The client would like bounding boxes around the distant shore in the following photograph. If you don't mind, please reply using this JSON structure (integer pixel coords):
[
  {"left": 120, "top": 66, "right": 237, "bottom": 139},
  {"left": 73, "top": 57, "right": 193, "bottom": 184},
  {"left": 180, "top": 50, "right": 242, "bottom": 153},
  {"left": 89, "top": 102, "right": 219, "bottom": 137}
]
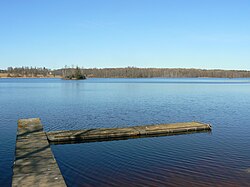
[
  {"left": 1, "top": 75, "right": 250, "bottom": 79},
  {"left": 0, "top": 73, "right": 61, "bottom": 79},
  {"left": 2, "top": 67, "right": 250, "bottom": 79}
]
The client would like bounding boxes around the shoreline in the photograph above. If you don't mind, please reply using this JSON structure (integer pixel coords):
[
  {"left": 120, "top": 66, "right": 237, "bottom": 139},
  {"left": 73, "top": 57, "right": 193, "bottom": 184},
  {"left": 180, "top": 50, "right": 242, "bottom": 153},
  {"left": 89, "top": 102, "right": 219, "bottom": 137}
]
[
  {"left": 1, "top": 76, "right": 249, "bottom": 79},
  {"left": 1, "top": 73, "right": 250, "bottom": 79},
  {"left": 0, "top": 75, "right": 61, "bottom": 79},
  {"left": 0, "top": 73, "right": 61, "bottom": 79}
]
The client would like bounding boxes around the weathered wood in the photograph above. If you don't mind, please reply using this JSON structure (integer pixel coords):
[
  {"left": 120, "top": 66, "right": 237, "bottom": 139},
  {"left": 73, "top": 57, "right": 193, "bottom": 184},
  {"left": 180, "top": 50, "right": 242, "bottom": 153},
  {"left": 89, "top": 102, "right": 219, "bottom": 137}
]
[
  {"left": 12, "top": 119, "right": 211, "bottom": 185},
  {"left": 46, "top": 122, "right": 211, "bottom": 144},
  {"left": 12, "top": 118, "right": 66, "bottom": 187}
]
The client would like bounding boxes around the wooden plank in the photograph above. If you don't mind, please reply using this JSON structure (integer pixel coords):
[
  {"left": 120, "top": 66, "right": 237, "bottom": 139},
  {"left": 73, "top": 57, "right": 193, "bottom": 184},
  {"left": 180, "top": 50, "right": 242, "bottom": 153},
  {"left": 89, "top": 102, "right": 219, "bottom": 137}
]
[
  {"left": 46, "top": 122, "right": 211, "bottom": 144},
  {"left": 12, "top": 118, "right": 66, "bottom": 187},
  {"left": 12, "top": 118, "right": 211, "bottom": 186}
]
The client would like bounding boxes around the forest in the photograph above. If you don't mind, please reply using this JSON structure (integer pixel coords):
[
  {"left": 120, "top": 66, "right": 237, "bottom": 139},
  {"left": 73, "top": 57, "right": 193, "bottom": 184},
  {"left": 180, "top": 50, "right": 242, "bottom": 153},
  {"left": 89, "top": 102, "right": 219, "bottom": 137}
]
[
  {"left": 0, "top": 67, "right": 53, "bottom": 77},
  {"left": 78, "top": 67, "right": 250, "bottom": 78},
  {"left": 1, "top": 66, "right": 250, "bottom": 78}
]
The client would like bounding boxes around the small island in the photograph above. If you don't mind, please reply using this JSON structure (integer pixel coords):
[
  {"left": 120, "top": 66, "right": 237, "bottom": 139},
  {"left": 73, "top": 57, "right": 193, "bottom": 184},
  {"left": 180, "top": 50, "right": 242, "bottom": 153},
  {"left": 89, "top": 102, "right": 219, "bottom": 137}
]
[{"left": 62, "top": 66, "right": 86, "bottom": 80}]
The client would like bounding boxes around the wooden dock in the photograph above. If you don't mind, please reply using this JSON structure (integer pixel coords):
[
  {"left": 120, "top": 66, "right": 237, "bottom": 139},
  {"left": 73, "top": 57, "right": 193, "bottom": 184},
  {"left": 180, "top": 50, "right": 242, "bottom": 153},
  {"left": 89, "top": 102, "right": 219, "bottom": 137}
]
[
  {"left": 12, "top": 118, "right": 66, "bottom": 187},
  {"left": 46, "top": 122, "right": 211, "bottom": 144},
  {"left": 12, "top": 118, "right": 211, "bottom": 186}
]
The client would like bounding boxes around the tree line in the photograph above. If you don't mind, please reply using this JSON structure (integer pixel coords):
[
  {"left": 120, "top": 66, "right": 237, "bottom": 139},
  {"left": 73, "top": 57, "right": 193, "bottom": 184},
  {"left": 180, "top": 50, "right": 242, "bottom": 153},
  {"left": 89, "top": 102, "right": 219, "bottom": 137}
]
[
  {"left": 2, "top": 67, "right": 53, "bottom": 77},
  {"left": 68, "top": 67, "right": 250, "bottom": 78},
  {"left": 2, "top": 66, "right": 250, "bottom": 78}
]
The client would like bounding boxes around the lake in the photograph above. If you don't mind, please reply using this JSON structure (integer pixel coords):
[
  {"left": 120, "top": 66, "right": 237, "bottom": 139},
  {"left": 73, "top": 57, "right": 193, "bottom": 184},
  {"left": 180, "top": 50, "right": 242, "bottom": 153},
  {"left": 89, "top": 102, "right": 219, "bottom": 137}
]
[{"left": 1, "top": 78, "right": 250, "bottom": 186}]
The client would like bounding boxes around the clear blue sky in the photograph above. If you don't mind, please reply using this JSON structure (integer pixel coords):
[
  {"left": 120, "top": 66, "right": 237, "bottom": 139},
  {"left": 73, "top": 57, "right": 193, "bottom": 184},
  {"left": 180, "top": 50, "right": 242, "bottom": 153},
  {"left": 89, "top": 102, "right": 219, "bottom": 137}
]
[{"left": 0, "top": 0, "right": 250, "bottom": 70}]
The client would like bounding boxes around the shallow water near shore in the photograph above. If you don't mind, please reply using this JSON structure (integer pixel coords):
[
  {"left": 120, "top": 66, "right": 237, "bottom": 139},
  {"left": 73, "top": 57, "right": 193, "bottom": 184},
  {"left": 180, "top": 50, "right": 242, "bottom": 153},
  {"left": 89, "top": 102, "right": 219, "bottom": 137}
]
[{"left": 1, "top": 78, "right": 250, "bottom": 186}]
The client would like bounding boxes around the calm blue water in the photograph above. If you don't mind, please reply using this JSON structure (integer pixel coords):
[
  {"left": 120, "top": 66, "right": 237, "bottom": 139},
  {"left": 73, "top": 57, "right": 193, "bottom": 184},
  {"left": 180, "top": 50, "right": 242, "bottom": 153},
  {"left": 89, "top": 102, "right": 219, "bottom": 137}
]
[{"left": 1, "top": 78, "right": 250, "bottom": 186}]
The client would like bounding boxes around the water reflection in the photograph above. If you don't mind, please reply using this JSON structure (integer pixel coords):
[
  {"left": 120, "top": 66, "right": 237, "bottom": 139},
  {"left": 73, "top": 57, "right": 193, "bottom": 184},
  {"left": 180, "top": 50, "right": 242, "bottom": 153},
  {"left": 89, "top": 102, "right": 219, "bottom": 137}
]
[{"left": 1, "top": 78, "right": 250, "bottom": 186}]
